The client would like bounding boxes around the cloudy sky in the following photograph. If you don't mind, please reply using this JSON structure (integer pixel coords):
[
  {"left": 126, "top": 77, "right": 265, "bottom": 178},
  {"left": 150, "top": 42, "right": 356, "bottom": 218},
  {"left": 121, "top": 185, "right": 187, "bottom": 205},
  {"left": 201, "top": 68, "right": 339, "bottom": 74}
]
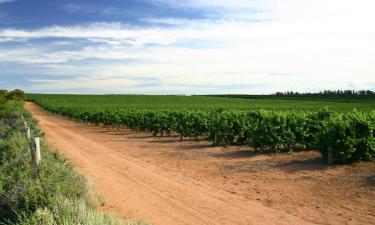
[{"left": 0, "top": 0, "right": 374, "bottom": 94}]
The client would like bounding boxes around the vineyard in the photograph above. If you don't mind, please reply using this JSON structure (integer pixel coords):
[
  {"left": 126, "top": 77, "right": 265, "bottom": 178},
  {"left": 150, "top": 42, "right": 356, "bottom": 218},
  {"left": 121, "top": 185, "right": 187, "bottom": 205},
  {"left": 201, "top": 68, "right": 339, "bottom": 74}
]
[{"left": 28, "top": 94, "right": 375, "bottom": 163}]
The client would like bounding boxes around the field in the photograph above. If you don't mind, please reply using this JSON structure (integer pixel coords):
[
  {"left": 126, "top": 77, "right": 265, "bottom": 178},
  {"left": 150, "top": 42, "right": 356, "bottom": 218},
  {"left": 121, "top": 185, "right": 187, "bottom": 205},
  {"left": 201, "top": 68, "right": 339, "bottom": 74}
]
[
  {"left": 28, "top": 94, "right": 375, "bottom": 111},
  {"left": 24, "top": 93, "right": 374, "bottom": 224},
  {"left": 26, "top": 100, "right": 375, "bottom": 225},
  {"left": 22, "top": 94, "right": 375, "bottom": 224},
  {"left": 28, "top": 94, "right": 374, "bottom": 164}
]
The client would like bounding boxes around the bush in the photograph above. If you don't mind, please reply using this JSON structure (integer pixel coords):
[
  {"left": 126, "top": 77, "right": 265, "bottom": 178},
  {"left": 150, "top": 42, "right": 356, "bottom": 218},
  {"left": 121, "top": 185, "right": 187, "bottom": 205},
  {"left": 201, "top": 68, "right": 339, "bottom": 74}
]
[
  {"left": 319, "top": 111, "right": 375, "bottom": 163},
  {"left": 6, "top": 89, "right": 26, "bottom": 101}
]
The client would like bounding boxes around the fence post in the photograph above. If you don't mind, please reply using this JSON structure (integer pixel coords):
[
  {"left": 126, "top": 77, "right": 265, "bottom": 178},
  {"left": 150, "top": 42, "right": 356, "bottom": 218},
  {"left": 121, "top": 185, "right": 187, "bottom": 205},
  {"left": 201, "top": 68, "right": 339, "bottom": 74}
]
[
  {"left": 26, "top": 126, "right": 31, "bottom": 141},
  {"left": 32, "top": 137, "right": 41, "bottom": 169}
]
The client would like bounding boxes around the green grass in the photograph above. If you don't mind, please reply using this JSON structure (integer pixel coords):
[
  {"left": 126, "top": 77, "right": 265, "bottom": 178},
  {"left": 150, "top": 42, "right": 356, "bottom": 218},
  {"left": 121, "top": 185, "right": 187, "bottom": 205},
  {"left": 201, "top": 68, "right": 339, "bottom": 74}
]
[
  {"left": 28, "top": 94, "right": 375, "bottom": 112},
  {"left": 18, "top": 196, "right": 147, "bottom": 225},
  {"left": 0, "top": 97, "right": 146, "bottom": 224}
]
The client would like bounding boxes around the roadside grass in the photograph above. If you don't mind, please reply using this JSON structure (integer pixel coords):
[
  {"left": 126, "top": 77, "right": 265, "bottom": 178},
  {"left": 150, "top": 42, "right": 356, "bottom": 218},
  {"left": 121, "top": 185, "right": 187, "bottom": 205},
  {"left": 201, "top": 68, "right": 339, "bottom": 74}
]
[
  {"left": 0, "top": 97, "right": 147, "bottom": 224},
  {"left": 18, "top": 196, "right": 146, "bottom": 225}
]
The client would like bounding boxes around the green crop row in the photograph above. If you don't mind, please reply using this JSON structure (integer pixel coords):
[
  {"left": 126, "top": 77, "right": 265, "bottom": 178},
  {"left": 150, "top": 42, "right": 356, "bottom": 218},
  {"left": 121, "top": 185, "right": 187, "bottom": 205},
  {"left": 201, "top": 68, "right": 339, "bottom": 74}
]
[
  {"left": 30, "top": 95, "right": 375, "bottom": 164},
  {"left": 27, "top": 93, "right": 375, "bottom": 112}
]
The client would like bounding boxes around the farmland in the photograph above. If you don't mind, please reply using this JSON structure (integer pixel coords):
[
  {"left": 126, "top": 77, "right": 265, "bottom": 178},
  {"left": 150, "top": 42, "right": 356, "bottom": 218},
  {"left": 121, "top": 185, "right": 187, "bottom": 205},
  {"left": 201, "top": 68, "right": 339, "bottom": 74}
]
[
  {"left": 28, "top": 94, "right": 374, "bottom": 163},
  {"left": 28, "top": 93, "right": 375, "bottom": 111},
  {"left": 25, "top": 98, "right": 375, "bottom": 225},
  {"left": 3, "top": 0, "right": 375, "bottom": 224}
]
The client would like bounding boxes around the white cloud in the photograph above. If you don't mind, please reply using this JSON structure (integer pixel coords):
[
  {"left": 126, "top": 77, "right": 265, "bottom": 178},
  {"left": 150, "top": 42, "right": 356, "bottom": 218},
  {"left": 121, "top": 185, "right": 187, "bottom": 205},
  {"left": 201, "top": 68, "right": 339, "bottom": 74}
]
[
  {"left": 1, "top": 0, "right": 375, "bottom": 93},
  {"left": 29, "top": 77, "right": 139, "bottom": 92}
]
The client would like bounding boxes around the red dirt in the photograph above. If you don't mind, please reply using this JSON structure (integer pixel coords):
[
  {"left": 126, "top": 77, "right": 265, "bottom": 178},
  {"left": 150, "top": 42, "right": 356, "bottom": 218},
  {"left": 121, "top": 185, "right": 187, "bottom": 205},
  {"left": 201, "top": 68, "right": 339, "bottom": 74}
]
[{"left": 26, "top": 102, "right": 375, "bottom": 225}]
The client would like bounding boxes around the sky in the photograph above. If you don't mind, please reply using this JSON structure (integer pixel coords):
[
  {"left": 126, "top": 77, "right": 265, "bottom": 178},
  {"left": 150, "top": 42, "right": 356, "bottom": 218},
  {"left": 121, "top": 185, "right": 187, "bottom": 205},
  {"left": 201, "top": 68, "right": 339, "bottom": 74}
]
[{"left": 0, "top": 0, "right": 374, "bottom": 94}]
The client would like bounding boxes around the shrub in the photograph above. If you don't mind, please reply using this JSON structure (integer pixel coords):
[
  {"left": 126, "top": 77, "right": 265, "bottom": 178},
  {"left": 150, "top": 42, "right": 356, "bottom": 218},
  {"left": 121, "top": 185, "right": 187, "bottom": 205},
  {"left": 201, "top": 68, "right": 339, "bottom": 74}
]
[
  {"left": 7, "top": 89, "right": 26, "bottom": 101},
  {"left": 319, "top": 111, "right": 375, "bottom": 163}
]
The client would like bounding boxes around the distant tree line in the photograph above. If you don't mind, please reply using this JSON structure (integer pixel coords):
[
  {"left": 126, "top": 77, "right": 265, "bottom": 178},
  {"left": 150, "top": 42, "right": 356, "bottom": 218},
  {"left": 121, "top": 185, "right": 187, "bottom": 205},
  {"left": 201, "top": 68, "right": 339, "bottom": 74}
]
[
  {"left": 274, "top": 90, "right": 374, "bottom": 96},
  {"left": 205, "top": 89, "right": 375, "bottom": 102}
]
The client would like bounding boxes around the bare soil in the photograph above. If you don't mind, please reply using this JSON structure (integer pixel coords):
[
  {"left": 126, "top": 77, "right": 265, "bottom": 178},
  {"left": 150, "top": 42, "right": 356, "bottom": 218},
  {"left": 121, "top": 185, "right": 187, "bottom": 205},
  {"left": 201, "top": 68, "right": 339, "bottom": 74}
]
[{"left": 26, "top": 102, "right": 375, "bottom": 225}]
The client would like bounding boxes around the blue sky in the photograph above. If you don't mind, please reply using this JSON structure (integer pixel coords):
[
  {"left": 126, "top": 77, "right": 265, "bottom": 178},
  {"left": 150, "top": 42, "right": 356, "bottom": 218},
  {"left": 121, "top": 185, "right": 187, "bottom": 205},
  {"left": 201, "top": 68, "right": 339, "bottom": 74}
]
[{"left": 0, "top": 0, "right": 374, "bottom": 94}]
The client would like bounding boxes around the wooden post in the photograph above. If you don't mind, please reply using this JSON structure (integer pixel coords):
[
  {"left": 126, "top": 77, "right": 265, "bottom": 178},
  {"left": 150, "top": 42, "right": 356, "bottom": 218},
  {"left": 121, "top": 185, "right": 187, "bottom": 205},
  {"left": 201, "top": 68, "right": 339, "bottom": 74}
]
[
  {"left": 23, "top": 121, "right": 28, "bottom": 131},
  {"left": 26, "top": 126, "right": 31, "bottom": 141},
  {"left": 32, "top": 137, "right": 41, "bottom": 169}
]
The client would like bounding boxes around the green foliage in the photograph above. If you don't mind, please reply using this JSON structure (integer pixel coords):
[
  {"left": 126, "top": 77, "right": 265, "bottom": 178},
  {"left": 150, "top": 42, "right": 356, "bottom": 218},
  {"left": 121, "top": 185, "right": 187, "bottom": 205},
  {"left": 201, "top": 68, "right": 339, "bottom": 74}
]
[
  {"left": 28, "top": 94, "right": 375, "bottom": 163},
  {"left": 210, "top": 90, "right": 375, "bottom": 102},
  {"left": 28, "top": 93, "right": 375, "bottom": 112},
  {"left": 1, "top": 89, "right": 27, "bottom": 105},
  {"left": 0, "top": 95, "right": 6, "bottom": 105},
  {"left": 17, "top": 197, "right": 146, "bottom": 225},
  {"left": 0, "top": 89, "right": 8, "bottom": 96},
  {"left": 0, "top": 96, "right": 141, "bottom": 224},
  {"left": 319, "top": 111, "right": 375, "bottom": 163},
  {"left": 0, "top": 90, "right": 8, "bottom": 105},
  {"left": 209, "top": 110, "right": 251, "bottom": 145},
  {"left": 6, "top": 89, "right": 26, "bottom": 101}
]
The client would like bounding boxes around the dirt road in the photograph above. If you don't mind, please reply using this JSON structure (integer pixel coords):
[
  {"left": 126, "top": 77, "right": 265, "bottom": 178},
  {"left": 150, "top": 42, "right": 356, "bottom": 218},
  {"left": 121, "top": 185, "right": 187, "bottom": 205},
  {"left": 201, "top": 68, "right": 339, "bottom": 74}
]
[{"left": 26, "top": 102, "right": 317, "bottom": 225}]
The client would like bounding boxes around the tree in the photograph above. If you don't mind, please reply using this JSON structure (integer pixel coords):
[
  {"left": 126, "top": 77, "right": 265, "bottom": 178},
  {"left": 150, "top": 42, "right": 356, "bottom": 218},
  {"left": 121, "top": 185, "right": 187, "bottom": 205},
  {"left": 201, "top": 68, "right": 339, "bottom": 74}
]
[{"left": 6, "top": 89, "right": 26, "bottom": 101}]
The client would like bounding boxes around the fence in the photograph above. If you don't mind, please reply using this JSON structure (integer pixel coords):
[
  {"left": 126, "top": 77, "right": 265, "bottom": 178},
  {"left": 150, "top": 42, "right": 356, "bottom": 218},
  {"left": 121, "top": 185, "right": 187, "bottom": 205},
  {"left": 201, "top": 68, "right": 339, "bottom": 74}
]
[{"left": 21, "top": 115, "right": 41, "bottom": 172}]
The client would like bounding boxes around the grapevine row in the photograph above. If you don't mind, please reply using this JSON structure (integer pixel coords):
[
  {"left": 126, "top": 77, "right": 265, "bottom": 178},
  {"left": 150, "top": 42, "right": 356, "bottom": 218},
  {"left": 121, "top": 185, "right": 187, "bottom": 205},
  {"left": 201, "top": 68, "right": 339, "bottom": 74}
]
[{"left": 32, "top": 97, "right": 375, "bottom": 163}]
